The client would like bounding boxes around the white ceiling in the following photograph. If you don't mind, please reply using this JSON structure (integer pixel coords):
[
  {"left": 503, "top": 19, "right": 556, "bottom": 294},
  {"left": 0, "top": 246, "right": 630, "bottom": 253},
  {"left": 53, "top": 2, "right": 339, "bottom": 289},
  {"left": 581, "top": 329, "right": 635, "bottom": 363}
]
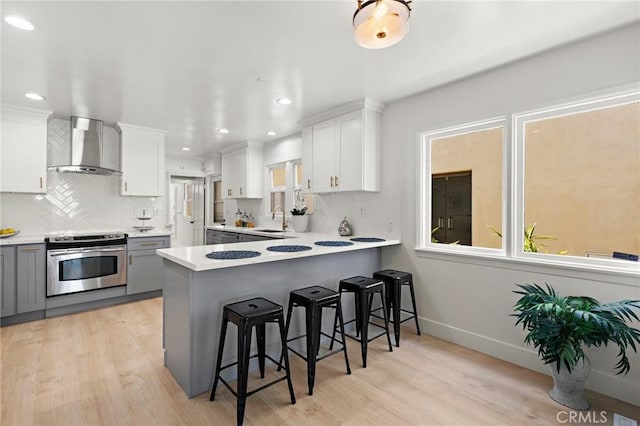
[{"left": 2, "top": 1, "right": 638, "bottom": 158}]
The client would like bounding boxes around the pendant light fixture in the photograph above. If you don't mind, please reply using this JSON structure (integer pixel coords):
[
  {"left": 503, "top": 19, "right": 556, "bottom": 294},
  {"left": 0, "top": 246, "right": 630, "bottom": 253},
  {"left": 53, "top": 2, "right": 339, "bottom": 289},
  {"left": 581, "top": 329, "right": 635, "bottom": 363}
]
[{"left": 353, "top": 0, "right": 411, "bottom": 49}]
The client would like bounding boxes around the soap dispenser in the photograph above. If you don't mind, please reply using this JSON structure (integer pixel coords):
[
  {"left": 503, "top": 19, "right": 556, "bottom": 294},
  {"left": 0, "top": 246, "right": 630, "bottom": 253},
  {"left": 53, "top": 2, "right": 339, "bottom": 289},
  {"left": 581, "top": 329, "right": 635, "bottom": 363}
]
[{"left": 338, "top": 217, "right": 353, "bottom": 236}]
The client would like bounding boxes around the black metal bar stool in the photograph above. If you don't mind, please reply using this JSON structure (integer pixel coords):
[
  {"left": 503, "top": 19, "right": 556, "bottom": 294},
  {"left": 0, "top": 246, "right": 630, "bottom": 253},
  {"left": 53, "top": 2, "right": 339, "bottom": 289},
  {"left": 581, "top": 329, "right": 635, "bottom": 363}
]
[
  {"left": 331, "top": 276, "right": 393, "bottom": 368},
  {"left": 279, "top": 285, "right": 351, "bottom": 395},
  {"left": 209, "top": 297, "right": 296, "bottom": 426},
  {"left": 372, "top": 269, "right": 421, "bottom": 347}
]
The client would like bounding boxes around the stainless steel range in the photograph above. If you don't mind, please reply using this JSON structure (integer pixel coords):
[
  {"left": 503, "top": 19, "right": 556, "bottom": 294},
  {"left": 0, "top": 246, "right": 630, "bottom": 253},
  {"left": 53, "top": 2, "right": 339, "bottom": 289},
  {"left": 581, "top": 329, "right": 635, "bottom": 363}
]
[{"left": 45, "top": 232, "right": 127, "bottom": 297}]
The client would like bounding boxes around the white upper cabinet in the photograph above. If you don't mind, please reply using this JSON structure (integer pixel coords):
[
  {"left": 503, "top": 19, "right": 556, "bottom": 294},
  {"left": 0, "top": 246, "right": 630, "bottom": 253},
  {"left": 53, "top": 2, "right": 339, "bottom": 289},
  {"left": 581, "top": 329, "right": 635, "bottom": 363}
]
[
  {"left": 301, "top": 126, "right": 313, "bottom": 192},
  {"left": 1, "top": 105, "right": 51, "bottom": 193},
  {"left": 117, "top": 123, "right": 166, "bottom": 196},
  {"left": 221, "top": 142, "right": 263, "bottom": 199},
  {"left": 301, "top": 98, "right": 383, "bottom": 194}
]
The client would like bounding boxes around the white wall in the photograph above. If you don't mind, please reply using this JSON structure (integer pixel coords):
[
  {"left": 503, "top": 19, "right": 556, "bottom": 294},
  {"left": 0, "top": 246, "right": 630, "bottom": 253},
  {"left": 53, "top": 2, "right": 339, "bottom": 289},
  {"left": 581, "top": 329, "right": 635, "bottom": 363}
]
[
  {"left": 0, "top": 118, "right": 165, "bottom": 234},
  {"left": 165, "top": 156, "right": 203, "bottom": 176},
  {"left": 379, "top": 24, "right": 640, "bottom": 405}
]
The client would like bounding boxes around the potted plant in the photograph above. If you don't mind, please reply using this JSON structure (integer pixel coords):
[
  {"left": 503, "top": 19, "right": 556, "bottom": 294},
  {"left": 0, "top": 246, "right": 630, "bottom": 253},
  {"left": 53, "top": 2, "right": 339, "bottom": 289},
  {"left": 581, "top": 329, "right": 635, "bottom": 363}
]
[
  {"left": 512, "top": 283, "right": 640, "bottom": 410},
  {"left": 290, "top": 207, "right": 308, "bottom": 232}
]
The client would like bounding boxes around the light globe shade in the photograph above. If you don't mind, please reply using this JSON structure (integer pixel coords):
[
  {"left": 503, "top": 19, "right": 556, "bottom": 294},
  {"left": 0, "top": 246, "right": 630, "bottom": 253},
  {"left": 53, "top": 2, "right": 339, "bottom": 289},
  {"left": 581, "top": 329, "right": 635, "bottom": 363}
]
[{"left": 353, "top": 0, "right": 410, "bottom": 49}]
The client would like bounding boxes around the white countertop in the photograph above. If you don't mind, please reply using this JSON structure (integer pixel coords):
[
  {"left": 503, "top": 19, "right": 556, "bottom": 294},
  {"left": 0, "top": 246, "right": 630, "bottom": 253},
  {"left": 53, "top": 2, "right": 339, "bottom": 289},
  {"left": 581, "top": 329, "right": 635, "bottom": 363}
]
[
  {"left": 127, "top": 230, "right": 172, "bottom": 238},
  {"left": 0, "top": 229, "right": 172, "bottom": 246},
  {"left": 157, "top": 232, "right": 400, "bottom": 271},
  {"left": 0, "top": 233, "right": 46, "bottom": 246}
]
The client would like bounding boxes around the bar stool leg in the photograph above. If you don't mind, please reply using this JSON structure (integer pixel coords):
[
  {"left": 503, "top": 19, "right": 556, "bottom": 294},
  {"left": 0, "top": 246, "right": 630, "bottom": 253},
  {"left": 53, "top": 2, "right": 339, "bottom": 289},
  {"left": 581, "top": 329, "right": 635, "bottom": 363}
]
[
  {"left": 256, "top": 323, "right": 266, "bottom": 378},
  {"left": 277, "top": 316, "right": 297, "bottom": 404},
  {"left": 379, "top": 287, "right": 394, "bottom": 352},
  {"left": 408, "top": 280, "right": 422, "bottom": 335},
  {"left": 359, "top": 289, "right": 370, "bottom": 368},
  {"left": 278, "top": 298, "right": 295, "bottom": 371},
  {"left": 336, "top": 298, "right": 351, "bottom": 375},
  {"left": 305, "top": 303, "right": 319, "bottom": 395},
  {"left": 236, "top": 322, "right": 253, "bottom": 426},
  {"left": 392, "top": 279, "right": 402, "bottom": 347},
  {"left": 329, "top": 291, "right": 341, "bottom": 350},
  {"left": 354, "top": 291, "right": 362, "bottom": 338},
  {"left": 210, "top": 314, "right": 229, "bottom": 401}
]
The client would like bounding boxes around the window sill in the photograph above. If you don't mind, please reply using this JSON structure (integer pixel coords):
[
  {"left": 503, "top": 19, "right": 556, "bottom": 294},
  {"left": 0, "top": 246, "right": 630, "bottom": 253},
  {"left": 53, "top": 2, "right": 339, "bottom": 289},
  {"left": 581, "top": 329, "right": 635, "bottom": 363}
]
[{"left": 414, "top": 246, "right": 640, "bottom": 288}]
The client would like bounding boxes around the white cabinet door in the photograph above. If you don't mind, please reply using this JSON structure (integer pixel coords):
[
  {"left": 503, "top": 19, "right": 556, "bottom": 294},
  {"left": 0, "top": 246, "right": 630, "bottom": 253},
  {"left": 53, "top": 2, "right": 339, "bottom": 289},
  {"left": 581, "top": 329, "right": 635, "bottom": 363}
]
[
  {"left": 119, "top": 123, "right": 166, "bottom": 196},
  {"left": 335, "top": 110, "right": 363, "bottom": 192},
  {"left": 221, "top": 149, "right": 244, "bottom": 199},
  {"left": 0, "top": 106, "right": 50, "bottom": 193},
  {"left": 311, "top": 119, "right": 336, "bottom": 193},
  {"left": 221, "top": 142, "right": 263, "bottom": 199},
  {"left": 301, "top": 126, "right": 313, "bottom": 192}
]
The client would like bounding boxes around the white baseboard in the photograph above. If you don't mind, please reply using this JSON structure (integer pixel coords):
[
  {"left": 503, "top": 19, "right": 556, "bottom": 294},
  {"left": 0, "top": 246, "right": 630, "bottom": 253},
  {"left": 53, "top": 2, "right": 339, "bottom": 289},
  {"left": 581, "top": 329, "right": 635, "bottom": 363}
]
[{"left": 419, "top": 317, "right": 640, "bottom": 407}]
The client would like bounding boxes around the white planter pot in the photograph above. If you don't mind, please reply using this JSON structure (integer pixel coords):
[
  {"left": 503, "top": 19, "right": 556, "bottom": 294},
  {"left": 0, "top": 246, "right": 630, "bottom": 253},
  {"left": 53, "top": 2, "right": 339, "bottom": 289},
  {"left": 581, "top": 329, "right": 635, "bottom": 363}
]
[
  {"left": 290, "top": 215, "right": 309, "bottom": 233},
  {"left": 548, "top": 356, "right": 591, "bottom": 410}
]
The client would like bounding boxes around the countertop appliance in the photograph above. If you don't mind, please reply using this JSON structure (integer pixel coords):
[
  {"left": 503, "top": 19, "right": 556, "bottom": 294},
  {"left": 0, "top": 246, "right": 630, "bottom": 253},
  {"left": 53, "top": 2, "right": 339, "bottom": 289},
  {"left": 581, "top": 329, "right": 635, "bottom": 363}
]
[{"left": 45, "top": 232, "right": 127, "bottom": 296}]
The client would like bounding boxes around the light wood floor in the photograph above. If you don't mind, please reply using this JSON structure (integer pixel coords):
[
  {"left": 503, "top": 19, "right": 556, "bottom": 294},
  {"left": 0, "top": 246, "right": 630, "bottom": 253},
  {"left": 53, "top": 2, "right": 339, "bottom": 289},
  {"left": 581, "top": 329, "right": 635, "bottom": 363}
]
[{"left": 1, "top": 297, "right": 638, "bottom": 426}]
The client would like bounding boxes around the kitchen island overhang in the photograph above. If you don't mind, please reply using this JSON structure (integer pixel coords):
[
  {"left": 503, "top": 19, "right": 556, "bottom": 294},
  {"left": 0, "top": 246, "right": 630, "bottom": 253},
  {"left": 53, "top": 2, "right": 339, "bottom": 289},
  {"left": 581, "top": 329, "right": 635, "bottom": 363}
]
[{"left": 157, "top": 234, "right": 400, "bottom": 398}]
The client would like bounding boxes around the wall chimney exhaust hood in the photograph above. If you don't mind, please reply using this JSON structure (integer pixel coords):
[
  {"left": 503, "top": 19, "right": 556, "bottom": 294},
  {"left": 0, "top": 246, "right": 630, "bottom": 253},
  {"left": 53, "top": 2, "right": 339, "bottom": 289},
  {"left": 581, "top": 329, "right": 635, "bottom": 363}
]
[{"left": 49, "top": 116, "right": 122, "bottom": 176}]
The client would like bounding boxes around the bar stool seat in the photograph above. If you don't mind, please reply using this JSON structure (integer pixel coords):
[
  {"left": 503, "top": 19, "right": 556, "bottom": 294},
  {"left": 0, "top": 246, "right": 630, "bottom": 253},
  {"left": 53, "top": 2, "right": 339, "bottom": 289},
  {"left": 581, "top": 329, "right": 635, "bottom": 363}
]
[
  {"left": 372, "top": 269, "right": 421, "bottom": 347},
  {"left": 280, "top": 285, "right": 351, "bottom": 395},
  {"left": 209, "top": 297, "right": 296, "bottom": 426},
  {"left": 332, "top": 276, "right": 393, "bottom": 368}
]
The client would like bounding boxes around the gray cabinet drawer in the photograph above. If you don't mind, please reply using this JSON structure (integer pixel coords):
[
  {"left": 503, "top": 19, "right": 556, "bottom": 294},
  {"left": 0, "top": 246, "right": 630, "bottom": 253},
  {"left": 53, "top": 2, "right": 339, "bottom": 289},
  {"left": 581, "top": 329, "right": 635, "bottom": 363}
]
[{"left": 128, "top": 236, "right": 170, "bottom": 251}]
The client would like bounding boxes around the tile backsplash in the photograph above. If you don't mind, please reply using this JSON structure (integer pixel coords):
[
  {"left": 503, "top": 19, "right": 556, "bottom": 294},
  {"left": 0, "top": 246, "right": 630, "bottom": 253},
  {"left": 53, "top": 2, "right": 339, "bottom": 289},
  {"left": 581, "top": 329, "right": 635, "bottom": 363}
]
[{"left": 0, "top": 118, "right": 164, "bottom": 235}]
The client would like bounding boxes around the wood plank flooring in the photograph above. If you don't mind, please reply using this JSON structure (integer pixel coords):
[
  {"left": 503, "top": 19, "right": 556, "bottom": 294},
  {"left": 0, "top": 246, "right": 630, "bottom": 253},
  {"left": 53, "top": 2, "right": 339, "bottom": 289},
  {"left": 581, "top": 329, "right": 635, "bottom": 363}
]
[{"left": 1, "top": 297, "right": 638, "bottom": 425}]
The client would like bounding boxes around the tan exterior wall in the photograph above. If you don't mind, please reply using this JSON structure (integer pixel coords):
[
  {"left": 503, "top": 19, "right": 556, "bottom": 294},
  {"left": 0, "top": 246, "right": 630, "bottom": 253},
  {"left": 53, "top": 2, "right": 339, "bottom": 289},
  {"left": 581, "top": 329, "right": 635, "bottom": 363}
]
[
  {"left": 430, "top": 102, "right": 639, "bottom": 257},
  {"left": 431, "top": 127, "right": 503, "bottom": 249},
  {"left": 524, "top": 102, "right": 640, "bottom": 257}
]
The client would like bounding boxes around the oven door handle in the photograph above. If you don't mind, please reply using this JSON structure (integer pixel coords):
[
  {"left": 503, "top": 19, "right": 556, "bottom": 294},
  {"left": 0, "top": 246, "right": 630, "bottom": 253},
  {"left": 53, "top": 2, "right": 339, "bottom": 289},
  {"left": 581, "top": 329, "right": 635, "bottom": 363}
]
[{"left": 48, "top": 247, "right": 125, "bottom": 256}]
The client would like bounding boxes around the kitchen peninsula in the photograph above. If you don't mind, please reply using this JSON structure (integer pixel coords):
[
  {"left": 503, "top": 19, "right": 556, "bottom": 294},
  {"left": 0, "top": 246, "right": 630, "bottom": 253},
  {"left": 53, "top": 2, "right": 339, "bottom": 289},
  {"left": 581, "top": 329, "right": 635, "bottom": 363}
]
[{"left": 157, "top": 231, "right": 400, "bottom": 398}]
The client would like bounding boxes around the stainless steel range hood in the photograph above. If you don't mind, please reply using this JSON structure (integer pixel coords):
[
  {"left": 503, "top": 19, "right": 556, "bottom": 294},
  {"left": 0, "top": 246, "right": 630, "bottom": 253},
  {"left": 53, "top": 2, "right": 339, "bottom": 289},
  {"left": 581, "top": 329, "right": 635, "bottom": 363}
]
[{"left": 49, "top": 117, "right": 122, "bottom": 176}]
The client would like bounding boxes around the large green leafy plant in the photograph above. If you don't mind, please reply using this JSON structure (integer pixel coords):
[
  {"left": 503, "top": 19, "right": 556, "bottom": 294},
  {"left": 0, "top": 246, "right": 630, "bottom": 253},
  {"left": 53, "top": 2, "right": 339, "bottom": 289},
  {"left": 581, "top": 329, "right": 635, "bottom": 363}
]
[{"left": 512, "top": 283, "right": 640, "bottom": 374}]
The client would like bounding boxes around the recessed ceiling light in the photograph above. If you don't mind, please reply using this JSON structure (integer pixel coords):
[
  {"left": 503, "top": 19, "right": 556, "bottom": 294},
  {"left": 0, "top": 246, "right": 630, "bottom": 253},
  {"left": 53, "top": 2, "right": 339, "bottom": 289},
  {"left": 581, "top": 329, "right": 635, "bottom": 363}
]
[
  {"left": 266, "top": 130, "right": 277, "bottom": 136},
  {"left": 4, "top": 15, "right": 36, "bottom": 31},
  {"left": 217, "top": 128, "right": 230, "bottom": 134},
  {"left": 181, "top": 147, "right": 191, "bottom": 151},
  {"left": 24, "top": 92, "right": 46, "bottom": 101},
  {"left": 276, "top": 98, "right": 292, "bottom": 105}
]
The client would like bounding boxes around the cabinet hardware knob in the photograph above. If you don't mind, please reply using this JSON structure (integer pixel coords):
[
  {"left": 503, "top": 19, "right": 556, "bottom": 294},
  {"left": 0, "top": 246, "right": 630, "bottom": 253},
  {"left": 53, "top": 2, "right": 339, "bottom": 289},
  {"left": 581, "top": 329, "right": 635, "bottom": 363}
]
[
  {"left": 447, "top": 217, "right": 453, "bottom": 230},
  {"left": 129, "top": 255, "right": 132, "bottom": 265},
  {"left": 39, "top": 177, "right": 43, "bottom": 189},
  {"left": 307, "top": 179, "right": 311, "bottom": 189},
  {"left": 330, "top": 176, "right": 334, "bottom": 187},
  {"left": 239, "top": 187, "right": 243, "bottom": 195},
  {"left": 335, "top": 176, "right": 339, "bottom": 187},
  {"left": 140, "top": 242, "right": 159, "bottom": 246},
  {"left": 125, "top": 182, "right": 128, "bottom": 192},
  {"left": 21, "top": 247, "right": 40, "bottom": 252}
]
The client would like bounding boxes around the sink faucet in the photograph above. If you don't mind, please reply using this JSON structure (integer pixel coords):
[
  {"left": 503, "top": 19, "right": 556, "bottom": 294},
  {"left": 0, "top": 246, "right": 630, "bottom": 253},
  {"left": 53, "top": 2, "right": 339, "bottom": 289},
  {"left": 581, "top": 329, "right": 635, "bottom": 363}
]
[{"left": 272, "top": 206, "right": 288, "bottom": 231}]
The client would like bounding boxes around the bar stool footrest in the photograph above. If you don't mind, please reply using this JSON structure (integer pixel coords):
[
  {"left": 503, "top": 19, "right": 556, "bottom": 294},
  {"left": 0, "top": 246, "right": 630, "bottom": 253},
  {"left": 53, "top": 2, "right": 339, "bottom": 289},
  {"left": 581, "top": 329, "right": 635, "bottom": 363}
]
[{"left": 216, "top": 353, "right": 291, "bottom": 398}]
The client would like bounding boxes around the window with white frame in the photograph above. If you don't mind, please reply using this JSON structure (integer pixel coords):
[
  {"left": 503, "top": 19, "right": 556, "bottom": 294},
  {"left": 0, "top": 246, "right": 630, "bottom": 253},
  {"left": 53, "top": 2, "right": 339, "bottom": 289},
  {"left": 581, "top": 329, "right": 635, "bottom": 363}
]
[
  {"left": 418, "top": 88, "right": 640, "bottom": 272},
  {"left": 516, "top": 91, "right": 639, "bottom": 267},
  {"left": 268, "top": 160, "right": 302, "bottom": 214},
  {"left": 419, "top": 118, "right": 506, "bottom": 253}
]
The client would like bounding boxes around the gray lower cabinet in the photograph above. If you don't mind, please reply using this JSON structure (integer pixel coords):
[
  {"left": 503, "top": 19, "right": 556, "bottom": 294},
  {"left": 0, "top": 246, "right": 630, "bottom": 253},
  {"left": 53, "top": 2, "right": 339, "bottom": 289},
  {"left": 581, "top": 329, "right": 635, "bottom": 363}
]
[
  {"left": 238, "top": 234, "right": 272, "bottom": 242},
  {"left": 127, "top": 236, "right": 170, "bottom": 295},
  {"left": 16, "top": 244, "right": 46, "bottom": 313},
  {"left": 206, "top": 229, "right": 282, "bottom": 244},
  {"left": 1, "top": 246, "right": 17, "bottom": 317},
  {"left": 1, "top": 244, "right": 46, "bottom": 317}
]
